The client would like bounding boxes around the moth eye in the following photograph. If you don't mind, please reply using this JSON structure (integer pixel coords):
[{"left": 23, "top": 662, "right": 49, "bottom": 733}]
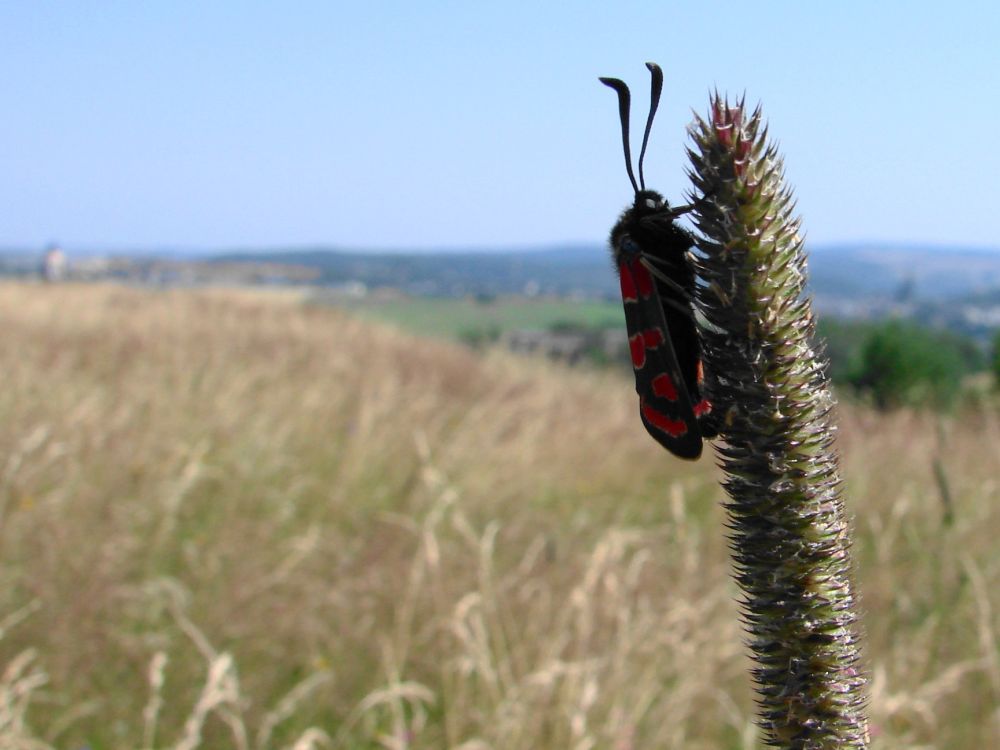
[{"left": 622, "top": 238, "right": 640, "bottom": 255}]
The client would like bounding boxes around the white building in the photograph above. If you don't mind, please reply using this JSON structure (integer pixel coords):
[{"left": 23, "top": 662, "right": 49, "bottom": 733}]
[{"left": 42, "top": 245, "right": 68, "bottom": 282}]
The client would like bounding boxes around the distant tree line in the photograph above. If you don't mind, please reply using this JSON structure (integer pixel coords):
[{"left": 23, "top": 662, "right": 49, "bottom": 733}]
[
  {"left": 478, "top": 316, "right": 995, "bottom": 412},
  {"left": 819, "top": 319, "right": 989, "bottom": 410}
]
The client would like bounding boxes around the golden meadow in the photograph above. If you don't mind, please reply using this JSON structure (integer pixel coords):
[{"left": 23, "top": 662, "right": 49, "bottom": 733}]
[{"left": 2, "top": 282, "right": 999, "bottom": 748}]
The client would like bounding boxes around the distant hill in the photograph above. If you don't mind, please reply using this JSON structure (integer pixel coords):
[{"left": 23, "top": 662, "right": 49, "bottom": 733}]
[
  {"left": 808, "top": 244, "right": 1000, "bottom": 300},
  {"left": 210, "top": 244, "right": 615, "bottom": 298},
  {"left": 210, "top": 243, "right": 1000, "bottom": 302},
  {"left": 6, "top": 241, "right": 1000, "bottom": 305}
]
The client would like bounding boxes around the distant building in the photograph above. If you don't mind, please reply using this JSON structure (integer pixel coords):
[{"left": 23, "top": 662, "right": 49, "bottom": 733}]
[{"left": 42, "top": 244, "right": 68, "bottom": 282}]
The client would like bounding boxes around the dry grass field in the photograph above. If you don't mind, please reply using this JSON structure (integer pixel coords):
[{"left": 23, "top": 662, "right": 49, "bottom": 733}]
[{"left": 2, "top": 282, "right": 999, "bottom": 749}]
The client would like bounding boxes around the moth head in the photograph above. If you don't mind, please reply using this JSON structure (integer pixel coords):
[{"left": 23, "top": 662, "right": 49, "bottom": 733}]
[{"left": 633, "top": 189, "right": 666, "bottom": 215}]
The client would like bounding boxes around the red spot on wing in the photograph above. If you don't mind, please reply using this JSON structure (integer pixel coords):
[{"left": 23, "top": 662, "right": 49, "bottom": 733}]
[
  {"left": 629, "top": 334, "right": 646, "bottom": 368},
  {"left": 693, "top": 399, "right": 712, "bottom": 417},
  {"left": 629, "top": 259, "right": 654, "bottom": 297},
  {"left": 630, "top": 329, "right": 665, "bottom": 369},
  {"left": 642, "top": 328, "right": 664, "bottom": 348},
  {"left": 696, "top": 359, "right": 705, "bottom": 385},
  {"left": 619, "top": 262, "right": 637, "bottom": 302},
  {"left": 651, "top": 373, "right": 678, "bottom": 401},
  {"left": 641, "top": 402, "right": 689, "bottom": 437}
]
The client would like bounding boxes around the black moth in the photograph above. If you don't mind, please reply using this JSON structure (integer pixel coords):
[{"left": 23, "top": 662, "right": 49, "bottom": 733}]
[{"left": 600, "top": 62, "right": 715, "bottom": 459}]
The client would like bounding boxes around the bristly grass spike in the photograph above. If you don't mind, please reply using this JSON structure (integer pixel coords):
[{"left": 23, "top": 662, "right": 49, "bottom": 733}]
[{"left": 600, "top": 62, "right": 715, "bottom": 460}]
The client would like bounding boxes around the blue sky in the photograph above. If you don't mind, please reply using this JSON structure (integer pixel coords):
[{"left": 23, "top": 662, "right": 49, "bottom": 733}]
[{"left": 2, "top": 2, "right": 998, "bottom": 251}]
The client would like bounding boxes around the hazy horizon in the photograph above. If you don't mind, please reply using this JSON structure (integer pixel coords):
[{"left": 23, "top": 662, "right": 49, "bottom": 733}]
[{"left": 4, "top": 239, "right": 1000, "bottom": 259}]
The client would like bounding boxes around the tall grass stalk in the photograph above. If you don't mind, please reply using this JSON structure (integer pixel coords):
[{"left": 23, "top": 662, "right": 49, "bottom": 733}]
[{"left": 688, "top": 98, "right": 870, "bottom": 747}]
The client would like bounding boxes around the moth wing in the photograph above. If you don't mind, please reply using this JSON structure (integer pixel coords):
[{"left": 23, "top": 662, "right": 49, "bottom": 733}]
[
  {"left": 621, "top": 259, "right": 703, "bottom": 459},
  {"left": 641, "top": 251, "right": 719, "bottom": 443},
  {"left": 657, "top": 296, "right": 718, "bottom": 444}
]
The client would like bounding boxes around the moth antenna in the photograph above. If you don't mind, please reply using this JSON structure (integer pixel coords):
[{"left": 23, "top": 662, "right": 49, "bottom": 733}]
[
  {"left": 638, "top": 62, "right": 663, "bottom": 192},
  {"left": 599, "top": 76, "right": 639, "bottom": 195}
]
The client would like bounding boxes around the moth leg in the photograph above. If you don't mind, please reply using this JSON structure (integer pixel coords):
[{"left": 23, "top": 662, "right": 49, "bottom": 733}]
[
  {"left": 640, "top": 257, "right": 693, "bottom": 303},
  {"left": 660, "top": 296, "right": 696, "bottom": 318},
  {"left": 636, "top": 264, "right": 694, "bottom": 319},
  {"left": 666, "top": 189, "right": 719, "bottom": 218},
  {"left": 664, "top": 202, "right": 697, "bottom": 217}
]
